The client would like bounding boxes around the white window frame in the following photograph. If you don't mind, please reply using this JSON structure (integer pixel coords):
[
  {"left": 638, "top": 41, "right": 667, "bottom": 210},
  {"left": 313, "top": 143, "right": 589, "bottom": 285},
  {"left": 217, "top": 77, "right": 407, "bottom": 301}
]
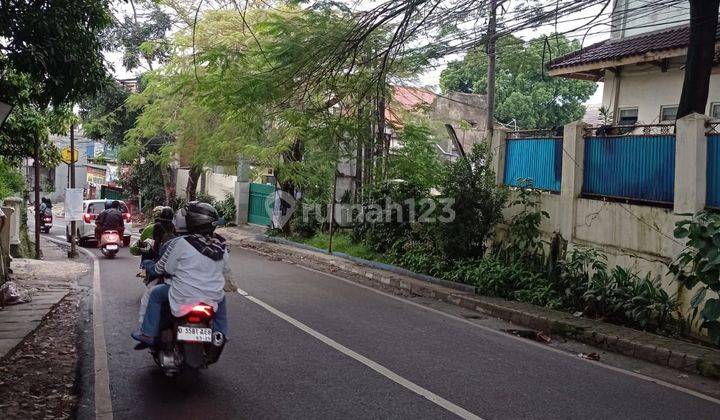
[
  {"left": 659, "top": 105, "right": 678, "bottom": 122},
  {"left": 617, "top": 107, "right": 639, "bottom": 125},
  {"left": 710, "top": 102, "right": 720, "bottom": 119}
]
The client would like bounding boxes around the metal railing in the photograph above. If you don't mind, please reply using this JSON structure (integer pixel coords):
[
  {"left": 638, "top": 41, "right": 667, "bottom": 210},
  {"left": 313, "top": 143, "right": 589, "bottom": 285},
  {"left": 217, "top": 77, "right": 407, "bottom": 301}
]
[
  {"left": 507, "top": 128, "right": 563, "bottom": 139},
  {"left": 584, "top": 123, "right": 675, "bottom": 138},
  {"left": 705, "top": 120, "right": 720, "bottom": 135}
]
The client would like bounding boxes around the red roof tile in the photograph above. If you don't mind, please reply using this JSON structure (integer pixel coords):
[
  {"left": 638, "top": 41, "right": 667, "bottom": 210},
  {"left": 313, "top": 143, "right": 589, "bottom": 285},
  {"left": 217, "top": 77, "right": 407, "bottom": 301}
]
[
  {"left": 548, "top": 25, "right": 718, "bottom": 70},
  {"left": 386, "top": 85, "right": 438, "bottom": 126}
]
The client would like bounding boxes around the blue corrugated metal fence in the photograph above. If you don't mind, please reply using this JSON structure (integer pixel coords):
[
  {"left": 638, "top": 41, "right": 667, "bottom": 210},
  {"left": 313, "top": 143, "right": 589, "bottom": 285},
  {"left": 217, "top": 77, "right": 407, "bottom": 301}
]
[
  {"left": 707, "top": 134, "right": 720, "bottom": 208},
  {"left": 503, "top": 138, "right": 563, "bottom": 192},
  {"left": 583, "top": 135, "right": 675, "bottom": 204}
]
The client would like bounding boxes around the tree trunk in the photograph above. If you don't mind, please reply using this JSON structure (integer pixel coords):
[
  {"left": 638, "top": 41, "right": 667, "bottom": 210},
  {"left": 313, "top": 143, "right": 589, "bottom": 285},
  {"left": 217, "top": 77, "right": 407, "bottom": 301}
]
[
  {"left": 376, "top": 86, "right": 387, "bottom": 180},
  {"left": 677, "top": 0, "right": 720, "bottom": 119},
  {"left": 159, "top": 165, "right": 176, "bottom": 206},
  {"left": 186, "top": 165, "right": 202, "bottom": 201},
  {"left": 277, "top": 139, "right": 303, "bottom": 234}
]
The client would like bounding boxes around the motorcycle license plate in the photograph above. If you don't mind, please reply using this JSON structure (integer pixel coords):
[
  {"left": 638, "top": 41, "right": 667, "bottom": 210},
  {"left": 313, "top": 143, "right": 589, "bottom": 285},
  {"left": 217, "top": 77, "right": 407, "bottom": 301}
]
[
  {"left": 105, "top": 244, "right": 118, "bottom": 250},
  {"left": 177, "top": 326, "right": 212, "bottom": 342}
]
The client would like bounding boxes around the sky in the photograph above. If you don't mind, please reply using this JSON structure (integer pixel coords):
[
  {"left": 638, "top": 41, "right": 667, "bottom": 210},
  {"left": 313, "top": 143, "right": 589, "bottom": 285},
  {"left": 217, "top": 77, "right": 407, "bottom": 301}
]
[{"left": 106, "top": 1, "right": 615, "bottom": 105}]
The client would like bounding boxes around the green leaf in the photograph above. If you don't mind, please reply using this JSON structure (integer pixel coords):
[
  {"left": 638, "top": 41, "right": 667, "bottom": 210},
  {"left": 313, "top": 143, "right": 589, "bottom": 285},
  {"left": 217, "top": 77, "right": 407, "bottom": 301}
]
[
  {"left": 673, "top": 227, "right": 690, "bottom": 238},
  {"left": 690, "top": 287, "right": 707, "bottom": 309},
  {"left": 700, "top": 298, "right": 720, "bottom": 321}
]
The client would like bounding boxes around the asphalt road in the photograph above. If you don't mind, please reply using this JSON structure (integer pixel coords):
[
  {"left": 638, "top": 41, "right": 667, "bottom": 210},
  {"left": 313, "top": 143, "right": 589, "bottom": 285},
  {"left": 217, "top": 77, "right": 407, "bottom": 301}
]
[{"left": 41, "top": 218, "right": 720, "bottom": 419}]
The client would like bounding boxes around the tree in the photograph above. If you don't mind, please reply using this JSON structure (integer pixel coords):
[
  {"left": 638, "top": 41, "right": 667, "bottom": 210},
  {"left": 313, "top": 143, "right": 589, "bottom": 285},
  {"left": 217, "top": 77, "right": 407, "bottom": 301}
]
[
  {"left": 104, "top": 1, "right": 173, "bottom": 72},
  {"left": 677, "top": 0, "right": 720, "bottom": 119},
  {"left": 0, "top": 0, "right": 112, "bottom": 106},
  {"left": 79, "top": 80, "right": 139, "bottom": 147},
  {"left": 440, "top": 34, "right": 597, "bottom": 129},
  {"left": 127, "top": 5, "right": 399, "bottom": 204},
  {"left": 388, "top": 123, "right": 446, "bottom": 190}
]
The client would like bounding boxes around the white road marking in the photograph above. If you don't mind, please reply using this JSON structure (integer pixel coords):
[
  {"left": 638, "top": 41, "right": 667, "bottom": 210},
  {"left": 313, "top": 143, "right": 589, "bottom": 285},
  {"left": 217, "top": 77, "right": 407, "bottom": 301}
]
[
  {"left": 292, "top": 264, "right": 720, "bottom": 406},
  {"left": 44, "top": 237, "right": 114, "bottom": 419},
  {"left": 238, "top": 291, "right": 483, "bottom": 420}
]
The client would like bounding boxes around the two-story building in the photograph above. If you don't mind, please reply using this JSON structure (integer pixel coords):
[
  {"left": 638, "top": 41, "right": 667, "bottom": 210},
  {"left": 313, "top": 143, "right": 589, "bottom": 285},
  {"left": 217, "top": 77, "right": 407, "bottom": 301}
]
[{"left": 548, "top": 0, "right": 720, "bottom": 125}]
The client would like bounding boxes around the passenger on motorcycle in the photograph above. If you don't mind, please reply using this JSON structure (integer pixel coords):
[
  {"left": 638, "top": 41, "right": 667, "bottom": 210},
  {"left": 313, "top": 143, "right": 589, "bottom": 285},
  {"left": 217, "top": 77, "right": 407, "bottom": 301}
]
[
  {"left": 132, "top": 202, "right": 229, "bottom": 347},
  {"left": 95, "top": 200, "right": 124, "bottom": 242}
]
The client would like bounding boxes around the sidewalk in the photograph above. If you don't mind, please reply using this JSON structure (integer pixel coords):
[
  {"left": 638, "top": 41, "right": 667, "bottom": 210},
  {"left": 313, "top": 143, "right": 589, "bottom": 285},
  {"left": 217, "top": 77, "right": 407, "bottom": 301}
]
[
  {"left": 0, "top": 239, "right": 88, "bottom": 359},
  {"left": 218, "top": 226, "right": 720, "bottom": 380}
]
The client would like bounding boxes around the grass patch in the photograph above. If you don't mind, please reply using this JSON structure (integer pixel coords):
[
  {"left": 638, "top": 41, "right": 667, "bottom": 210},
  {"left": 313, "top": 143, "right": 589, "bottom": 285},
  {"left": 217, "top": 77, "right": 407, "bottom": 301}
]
[{"left": 293, "top": 232, "right": 387, "bottom": 263}]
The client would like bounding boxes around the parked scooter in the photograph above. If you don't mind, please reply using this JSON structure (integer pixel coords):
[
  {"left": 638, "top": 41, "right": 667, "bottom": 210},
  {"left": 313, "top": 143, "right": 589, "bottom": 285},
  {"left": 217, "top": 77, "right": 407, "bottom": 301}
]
[
  {"left": 150, "top": 301, "right": 226, "bottom": 380},
  {"left": 98, "top": 230, "right": 122, "bottom": 258}
]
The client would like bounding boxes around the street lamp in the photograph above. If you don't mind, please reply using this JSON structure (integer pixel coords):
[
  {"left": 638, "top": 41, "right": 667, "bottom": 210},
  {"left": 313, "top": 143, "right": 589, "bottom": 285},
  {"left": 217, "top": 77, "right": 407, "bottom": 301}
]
[{"left": 0, "top": 100, "right": 13, "bottom": 129}]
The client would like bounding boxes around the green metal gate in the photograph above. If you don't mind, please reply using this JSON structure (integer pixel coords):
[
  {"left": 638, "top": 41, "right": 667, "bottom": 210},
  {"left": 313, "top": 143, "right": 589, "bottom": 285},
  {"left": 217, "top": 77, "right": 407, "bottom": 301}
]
[{"left": 248, "top": 183, "right": 275, "bottom": 226}]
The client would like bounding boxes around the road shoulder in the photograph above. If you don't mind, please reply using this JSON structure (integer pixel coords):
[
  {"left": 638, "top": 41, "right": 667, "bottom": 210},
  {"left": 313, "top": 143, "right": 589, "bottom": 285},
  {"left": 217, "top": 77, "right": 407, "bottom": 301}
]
[{"left": 0, "top": 237, "right": 91, "bottom": 418}]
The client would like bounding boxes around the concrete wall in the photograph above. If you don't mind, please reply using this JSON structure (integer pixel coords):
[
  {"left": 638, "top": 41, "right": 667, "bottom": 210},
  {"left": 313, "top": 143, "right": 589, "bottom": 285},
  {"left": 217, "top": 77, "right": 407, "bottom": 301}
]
[
  {"left": 176, "top": 168, "right": 238, "bottom": 201},
  {"left": 494, "top": 114, "right": 712, "bottom": 330},
  {"left": 602, "top": 62, "right": 720, "bottom": 124}
]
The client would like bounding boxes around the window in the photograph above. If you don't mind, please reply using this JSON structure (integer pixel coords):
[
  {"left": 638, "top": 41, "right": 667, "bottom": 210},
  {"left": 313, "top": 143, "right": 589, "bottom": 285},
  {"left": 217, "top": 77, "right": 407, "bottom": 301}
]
[
  {"left": 617, "top": 107, "right": 638, "bottom": 125},
  {"left": 711, "top": 103, "right": 720, "bottom": 119},
  {"left": 660, "top": 105, "right": 678, "bottom": 122}
]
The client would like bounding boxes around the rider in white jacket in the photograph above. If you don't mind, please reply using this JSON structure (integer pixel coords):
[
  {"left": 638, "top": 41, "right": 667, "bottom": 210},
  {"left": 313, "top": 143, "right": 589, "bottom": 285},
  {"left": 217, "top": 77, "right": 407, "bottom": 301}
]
[{"left": 132, "top": 202, "right": 229, "bottom": 347}]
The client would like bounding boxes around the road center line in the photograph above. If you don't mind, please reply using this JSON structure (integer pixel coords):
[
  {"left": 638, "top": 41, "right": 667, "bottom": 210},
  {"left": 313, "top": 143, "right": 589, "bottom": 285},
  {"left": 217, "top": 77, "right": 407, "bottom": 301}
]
[{"left": 236, "top": 288, "right": 483, "bottom": 420}]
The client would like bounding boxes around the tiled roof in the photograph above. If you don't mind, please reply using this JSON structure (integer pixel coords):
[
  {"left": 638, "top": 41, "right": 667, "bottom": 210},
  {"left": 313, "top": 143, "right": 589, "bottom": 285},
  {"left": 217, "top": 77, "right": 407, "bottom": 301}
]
[
  {"left": 386, "top": 85, "right": 438, "bottom": 126},
  {"left": 548, "top": 25, "right": 718, "bottom": 70}
]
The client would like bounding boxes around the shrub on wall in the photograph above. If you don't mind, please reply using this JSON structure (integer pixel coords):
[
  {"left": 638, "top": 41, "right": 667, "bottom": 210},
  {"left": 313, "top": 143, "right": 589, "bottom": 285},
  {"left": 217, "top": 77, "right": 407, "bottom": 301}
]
[
  {"left": 670, "top": 212, "right": 720, "bottom": 344},
  {"left": 437, "top": 143, "right": 508, "bottom": 259}
]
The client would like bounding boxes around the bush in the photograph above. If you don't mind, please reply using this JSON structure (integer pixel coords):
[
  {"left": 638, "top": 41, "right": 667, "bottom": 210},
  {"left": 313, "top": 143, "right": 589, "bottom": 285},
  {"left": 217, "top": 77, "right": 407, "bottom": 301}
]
[
  {"left": 501, "top": 178, "right": 549, "bottom": 265},
  {"left": 353, "top": 180, "right": 430, "bottom": 253},
  {"left": 289, "top": 201, "right": 321, "bottom": 239},
  {"left": 669, "top": 212, "right": 720, "bottom": 343},
  {"left": 437, "top": 143, "right": 507, "bottom": 259},
  {"left": 0, "top": 158, "right": 24, "bottom": 199},
  {"left": 583, "top": 266, "right": 677, "bottom": 333},
  {"left": 215, "top": 193, "right": 236, "bottom": 224}
]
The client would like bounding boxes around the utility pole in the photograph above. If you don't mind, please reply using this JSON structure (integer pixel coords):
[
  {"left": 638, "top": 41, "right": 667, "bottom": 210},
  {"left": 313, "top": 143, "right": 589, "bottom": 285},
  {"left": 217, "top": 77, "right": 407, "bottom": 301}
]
[
  {"left": 68, "top": 123, "right": 78, "bottom": 258},
  {"left": 485, "top": 0, "right": 497, "bottom": 141},
  {"left": 33, "top": 134, "right": 40, "bottom": 259}
]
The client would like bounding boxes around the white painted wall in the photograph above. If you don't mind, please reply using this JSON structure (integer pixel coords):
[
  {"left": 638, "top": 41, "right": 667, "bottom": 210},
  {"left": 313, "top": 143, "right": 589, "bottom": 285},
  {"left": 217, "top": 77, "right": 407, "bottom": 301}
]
[
  {"left": 175, "top": 168, "right": 238, "bottom": 201},
  {"left": 602, "top": 63, "right": 720, "bottom": 124},
  {"left": 611, "top": 0, "right": 688, "bottom": 39},
  {"left": 205, "top": 172, "right": 237, "bottom": 200}
]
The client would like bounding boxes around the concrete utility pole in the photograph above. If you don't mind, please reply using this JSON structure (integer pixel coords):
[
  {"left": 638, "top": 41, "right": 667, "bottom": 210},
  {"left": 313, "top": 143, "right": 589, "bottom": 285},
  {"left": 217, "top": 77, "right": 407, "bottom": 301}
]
[
  {"left": 485, "top": 0, "right": 497, "bottom": 141},
  {"left": 68, "top": 123, "right": 78, "bottom": 258},
  {"left": 33, "top": 134, "right": 40, "bottom": 259}
]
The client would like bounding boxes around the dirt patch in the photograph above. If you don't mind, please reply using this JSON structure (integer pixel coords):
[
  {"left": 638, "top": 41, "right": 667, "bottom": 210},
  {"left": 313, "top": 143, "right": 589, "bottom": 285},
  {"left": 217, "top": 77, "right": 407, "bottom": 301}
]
[{"left": 0, "top": 292, "right": 82, "bottom": 419}]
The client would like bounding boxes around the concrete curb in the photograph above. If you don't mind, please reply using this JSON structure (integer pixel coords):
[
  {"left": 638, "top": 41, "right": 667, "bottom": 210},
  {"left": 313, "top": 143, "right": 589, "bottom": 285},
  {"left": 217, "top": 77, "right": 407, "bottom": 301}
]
[{"left": 237, "top": 232, "right": 720, "bottom": 380}]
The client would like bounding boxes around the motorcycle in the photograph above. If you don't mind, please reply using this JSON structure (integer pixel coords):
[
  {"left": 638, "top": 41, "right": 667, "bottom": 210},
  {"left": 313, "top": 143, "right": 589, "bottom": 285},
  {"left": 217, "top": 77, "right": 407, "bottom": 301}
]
[
  {"left": 151, "top": 301, "right": 226, "bottom": 379},
  {"left": 98, "top": 230, "right": 122, "bottom": 258},
  {"left": 41, "top": 212, "right": 53, "bottom": 234}
]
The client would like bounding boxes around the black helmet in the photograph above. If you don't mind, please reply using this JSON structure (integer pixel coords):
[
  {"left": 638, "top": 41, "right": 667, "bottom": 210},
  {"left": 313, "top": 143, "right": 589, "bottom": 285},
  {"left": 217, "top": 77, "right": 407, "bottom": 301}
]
[
  {"left": 157, "top": 206, "right": 174, "bottom": 222},
  {"left": 111, "top": 200, "right": 121, "bottom": 209},
  {"left": 104, "top": 201, "right": 112, "bottom": 210},
  {"left": 185, "top": 201, "right": 219, "bottom": 234}
]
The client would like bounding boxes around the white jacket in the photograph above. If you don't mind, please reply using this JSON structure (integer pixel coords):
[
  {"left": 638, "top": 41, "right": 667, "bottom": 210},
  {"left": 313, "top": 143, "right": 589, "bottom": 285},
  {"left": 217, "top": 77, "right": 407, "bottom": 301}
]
[{"left": 154, "top": 236, "right": 229, "bottom": 317}]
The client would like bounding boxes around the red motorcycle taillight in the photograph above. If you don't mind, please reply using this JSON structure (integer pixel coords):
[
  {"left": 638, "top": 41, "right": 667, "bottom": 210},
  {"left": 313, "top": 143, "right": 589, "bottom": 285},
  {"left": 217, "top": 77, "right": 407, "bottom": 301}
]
[
  {"left": 188, "top": 304, "right": 213, "bottom": 323},
  {"left": 123, "top": 212, "right": 131, "bottom": 223},
  {"left": 44, "top": 217, "right": 52, "bottom": 222},
  {"left": 83, "top": 213, "right": 95, "bottom": 223}
]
